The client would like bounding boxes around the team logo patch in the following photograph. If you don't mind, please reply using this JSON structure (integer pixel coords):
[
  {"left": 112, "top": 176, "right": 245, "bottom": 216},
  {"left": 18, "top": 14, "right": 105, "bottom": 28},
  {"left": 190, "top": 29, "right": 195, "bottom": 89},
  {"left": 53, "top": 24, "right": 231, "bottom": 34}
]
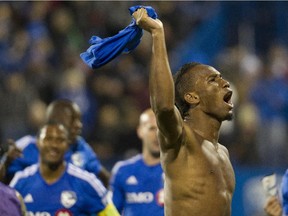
[
  {"left": 61, "top": 191, "right": 77, "bottom": 208},
  {"left": 55, "top": 209, "right": 73, "bottom": 216},
  {"left": 156, "top": 189, "right": 164, "bottom": 206},
  {"left": 71, "top": 152, "right": 84, "bottom": 167}
]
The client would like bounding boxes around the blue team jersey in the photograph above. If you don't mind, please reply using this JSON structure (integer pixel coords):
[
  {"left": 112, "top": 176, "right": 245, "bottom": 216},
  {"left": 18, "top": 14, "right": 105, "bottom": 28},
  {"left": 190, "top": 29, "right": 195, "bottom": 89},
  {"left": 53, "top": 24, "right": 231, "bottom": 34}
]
[
  {"left": 110, "top": 154, "right": 164, "bottom": 216},
  {"left": 10, "top": 163, "right": 108, "bottom": 216},
  {"left": 7, "top": 135, "right": 102, "bottom": 178},
  {"left": 282, "top": 169, "right": 288, "bottom": 214}
]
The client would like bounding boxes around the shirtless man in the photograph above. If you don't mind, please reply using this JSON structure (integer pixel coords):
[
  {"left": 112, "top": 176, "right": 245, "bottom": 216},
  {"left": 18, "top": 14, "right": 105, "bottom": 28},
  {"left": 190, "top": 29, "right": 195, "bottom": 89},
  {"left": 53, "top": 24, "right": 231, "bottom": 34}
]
[{"left": 133, "top": 8, "right": 235, "bottom": 216}]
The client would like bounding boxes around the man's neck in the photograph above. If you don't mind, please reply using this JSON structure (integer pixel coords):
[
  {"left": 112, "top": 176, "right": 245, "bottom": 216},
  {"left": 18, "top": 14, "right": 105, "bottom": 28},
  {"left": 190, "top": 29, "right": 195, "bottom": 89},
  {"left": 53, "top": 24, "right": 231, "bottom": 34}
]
[
  {"left": 184, "top": 112, "right": 221, "bottom": 145},
  {"left": 142, "top": 152, "right": 160, "bottom": 166},
  {"left": 40, "top": 162, "right": 66, "bottom": 184}
]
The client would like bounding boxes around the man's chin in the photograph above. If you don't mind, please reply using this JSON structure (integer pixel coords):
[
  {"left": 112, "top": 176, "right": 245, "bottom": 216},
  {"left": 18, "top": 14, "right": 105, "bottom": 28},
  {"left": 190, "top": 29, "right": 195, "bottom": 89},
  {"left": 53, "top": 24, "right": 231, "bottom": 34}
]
[{"left": 225, "top": 113, "right": 233, "bottom": 121}]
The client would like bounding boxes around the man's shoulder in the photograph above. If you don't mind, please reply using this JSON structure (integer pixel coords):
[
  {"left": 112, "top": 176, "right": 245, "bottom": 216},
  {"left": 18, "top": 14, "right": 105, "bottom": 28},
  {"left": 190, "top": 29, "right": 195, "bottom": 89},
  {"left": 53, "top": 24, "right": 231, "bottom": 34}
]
[
  {"left": 112, "top": 154, "right": 142, "bottom": 174},
  {"left": 72, "top": 136, "right": 92, "bottom": 150},
  {"left": 66, "top": 163, "right": 106, "bottom": 195},
  {"left": 66, "top": 163, "right": 100, "bottom": 184},
  {"left": 218, "top": 143, "right": 229, "bottom": 155},
  {"left": 9, "top": 164, "right": 39, "bottom": 187},
  {"left": 69, "top": 137, "right": 97, "bottom": 161},
  {"left": 15, "top": 135, "right": 37, "bottom": 150},
  {"left": 14, "top": 164, "right": 38, "bottom": 178}
]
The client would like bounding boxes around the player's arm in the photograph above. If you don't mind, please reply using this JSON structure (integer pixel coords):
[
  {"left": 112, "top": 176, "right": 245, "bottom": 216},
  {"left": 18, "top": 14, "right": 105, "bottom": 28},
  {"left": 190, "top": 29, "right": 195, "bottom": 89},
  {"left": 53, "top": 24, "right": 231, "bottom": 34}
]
[{"left": 133, "top": 8, "right": 183, "bottom": 151}]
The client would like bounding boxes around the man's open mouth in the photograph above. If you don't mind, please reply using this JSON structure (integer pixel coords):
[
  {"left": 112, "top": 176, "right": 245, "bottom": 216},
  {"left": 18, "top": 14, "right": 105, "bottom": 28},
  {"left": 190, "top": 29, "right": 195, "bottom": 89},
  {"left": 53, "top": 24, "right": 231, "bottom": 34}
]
[{"left": 223, "top": 91, "right": 233, "bottom": 105}]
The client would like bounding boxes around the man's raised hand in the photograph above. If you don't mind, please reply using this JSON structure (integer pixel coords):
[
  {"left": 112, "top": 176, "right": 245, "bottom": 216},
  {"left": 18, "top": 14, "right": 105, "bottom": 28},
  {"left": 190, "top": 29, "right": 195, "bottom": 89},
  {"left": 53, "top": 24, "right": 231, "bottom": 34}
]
[{"left": 132, "top": 8, "right": 163, "bottom": 34}]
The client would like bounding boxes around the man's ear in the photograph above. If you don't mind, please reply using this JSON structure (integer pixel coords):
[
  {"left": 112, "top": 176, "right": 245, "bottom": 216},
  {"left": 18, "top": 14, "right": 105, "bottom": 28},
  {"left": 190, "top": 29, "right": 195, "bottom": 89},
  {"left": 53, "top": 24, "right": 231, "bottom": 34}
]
[{"left": 184, "top": 92, "right": 199, "bottom": 105}]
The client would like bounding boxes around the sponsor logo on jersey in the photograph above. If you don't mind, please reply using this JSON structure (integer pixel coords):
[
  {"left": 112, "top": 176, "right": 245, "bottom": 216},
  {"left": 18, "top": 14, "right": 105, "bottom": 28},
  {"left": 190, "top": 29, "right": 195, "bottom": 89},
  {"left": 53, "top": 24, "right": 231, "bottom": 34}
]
[
  {"left": 156, "top": 189, "right": 164, "bottom": 206},
  {"left": 24, "top": 193, "right": 34, "bottom": 203},
  {"left": 71, "top": 152, "right": 84, "bottom": 167},
  {"left": 55, "top": 209, "right": 73, "bottom": 216},
  {"left": 126, "top": 175, "right": 138, "bottom": 185},
  {"left": 61, "top": 191, "right": 77, "bottom": 208},
  {"left": 26, "top": 209, "right": 73, "bottom": 216},
  {"left": 126, "top": 192, "right": 154, "bottom": 203}
]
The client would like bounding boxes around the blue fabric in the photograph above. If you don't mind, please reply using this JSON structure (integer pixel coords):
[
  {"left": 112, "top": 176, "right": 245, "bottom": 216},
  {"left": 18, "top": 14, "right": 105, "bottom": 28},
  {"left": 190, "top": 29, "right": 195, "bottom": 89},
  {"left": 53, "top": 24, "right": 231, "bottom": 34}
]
[
  {"left": 10, "top": 163, "right": 108, "bottom": 215},
  {"left": 80, "top": 5, "right": 158, "bottom": 69},
  {"left": 110, "top": 154, "right": 164, "bottom": 216}
]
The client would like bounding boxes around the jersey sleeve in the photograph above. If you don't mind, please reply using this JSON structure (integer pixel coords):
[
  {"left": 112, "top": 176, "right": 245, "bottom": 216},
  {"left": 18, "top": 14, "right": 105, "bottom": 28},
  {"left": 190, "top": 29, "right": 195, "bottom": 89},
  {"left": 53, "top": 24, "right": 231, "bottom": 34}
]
[
  {"left": 282, "top": 170, "right": 288, "bottom": 214},
  {"left": 79, "top": 138, "right": 102, "bottom": 175},
  {"left": 7, "top": 136, "right": 38, "bottom": 179},
  {"left": 78, "top": 171, "right": 110, "bottom": 214},
  {"left": 85, "top": 152, "right": 102, "bottom": 175},
  {"left": 109, "top": 163, "right": 125, "bottom": 213},
  {"left": 7, "top": 158, "right": 27, "bottom": 179},
  {"left": 9, "top": 171, "right": 24, "bottom": 194}
]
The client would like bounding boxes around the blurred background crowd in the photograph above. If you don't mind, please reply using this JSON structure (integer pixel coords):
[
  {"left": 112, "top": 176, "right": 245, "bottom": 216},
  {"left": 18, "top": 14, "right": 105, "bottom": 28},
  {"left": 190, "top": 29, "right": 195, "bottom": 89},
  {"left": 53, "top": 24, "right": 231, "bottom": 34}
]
[{"left": 0, "top": 2, "right": 288, "bottom": 214}]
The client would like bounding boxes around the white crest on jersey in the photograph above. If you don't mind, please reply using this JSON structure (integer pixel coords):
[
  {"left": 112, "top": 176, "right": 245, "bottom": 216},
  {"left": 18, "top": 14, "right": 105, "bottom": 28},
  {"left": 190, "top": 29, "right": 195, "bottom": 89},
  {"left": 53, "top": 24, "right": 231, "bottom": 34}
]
[
  {"left": 61, "top": 191, "right": 77, "bottom": 208},
  {"left": 71, "top": 152, "right": 84, "bottom": 167}
]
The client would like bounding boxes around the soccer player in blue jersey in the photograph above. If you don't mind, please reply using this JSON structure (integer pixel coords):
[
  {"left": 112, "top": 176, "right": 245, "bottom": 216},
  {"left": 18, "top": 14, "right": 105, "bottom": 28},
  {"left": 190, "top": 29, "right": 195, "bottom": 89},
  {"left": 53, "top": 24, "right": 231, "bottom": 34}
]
[
  {"left": 1, "top": 99, "right": 110, "bottom": 187},
  {"left": 10, "top": 122, "right": 119, "bottom": 216},
  {"left": 110, "top": 109, "right": 164, "bottom": 216}
]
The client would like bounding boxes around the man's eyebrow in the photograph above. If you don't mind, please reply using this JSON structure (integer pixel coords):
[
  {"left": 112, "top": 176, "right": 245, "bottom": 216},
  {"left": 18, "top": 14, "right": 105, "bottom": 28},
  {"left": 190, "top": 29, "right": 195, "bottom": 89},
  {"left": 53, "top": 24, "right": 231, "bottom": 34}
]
[
  {"left": 206, "top": 73, "right": 218, "bottom": 79},
  {"left": 210, "top": 71, "right": 222, "bottom": 77}
]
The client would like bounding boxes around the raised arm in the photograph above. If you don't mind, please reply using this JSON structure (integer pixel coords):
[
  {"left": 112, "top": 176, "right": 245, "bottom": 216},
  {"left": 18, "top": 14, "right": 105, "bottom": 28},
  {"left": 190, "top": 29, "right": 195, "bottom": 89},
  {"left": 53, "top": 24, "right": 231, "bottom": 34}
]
[{"left": 133, "top": 8, "right": 183, "bottom": 150}]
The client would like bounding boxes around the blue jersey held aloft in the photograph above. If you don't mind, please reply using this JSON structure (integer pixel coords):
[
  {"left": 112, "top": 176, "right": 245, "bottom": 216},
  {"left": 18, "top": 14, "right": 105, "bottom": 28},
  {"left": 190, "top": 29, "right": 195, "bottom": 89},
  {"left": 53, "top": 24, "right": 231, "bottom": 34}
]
[
  {"left": 10, "top": 163, "right": 108, "bottom": 216},
  {"left": 110, "top": 154, "right": 164, "bottom": 216},
  {"left": 7, "top": 135, "right": 102, "bottom": 179}
]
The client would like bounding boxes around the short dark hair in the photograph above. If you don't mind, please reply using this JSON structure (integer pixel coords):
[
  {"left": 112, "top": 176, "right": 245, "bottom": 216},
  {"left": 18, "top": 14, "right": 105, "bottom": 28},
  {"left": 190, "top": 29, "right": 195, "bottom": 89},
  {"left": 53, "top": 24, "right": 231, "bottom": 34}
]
[
  {"left": 45, "top": 99, "right": 80, "bottom": 123},
  {"left": 173, "top": 62, "right": 202, "bottom": 117}
]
